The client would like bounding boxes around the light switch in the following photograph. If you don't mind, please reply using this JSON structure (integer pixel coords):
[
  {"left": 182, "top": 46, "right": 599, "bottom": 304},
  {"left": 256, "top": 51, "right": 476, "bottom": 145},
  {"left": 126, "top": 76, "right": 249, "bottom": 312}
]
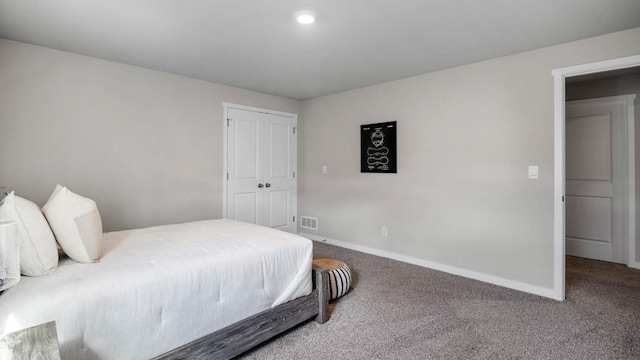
[
  {"left": 528, "top": 166, "right": 539, "bottom": 179},
  {"left": 322, "top": 165, "right": 327, "bottom": 175}
]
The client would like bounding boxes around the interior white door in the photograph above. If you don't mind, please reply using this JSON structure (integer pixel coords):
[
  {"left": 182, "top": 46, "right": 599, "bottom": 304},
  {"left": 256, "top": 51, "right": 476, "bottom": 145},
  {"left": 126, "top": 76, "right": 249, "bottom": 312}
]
[
  {"left": 226, "top": 106, "right": 297, "bottom": 232},
  {"left": 565, "top": 96, "right": 631, "bottom": 264}
]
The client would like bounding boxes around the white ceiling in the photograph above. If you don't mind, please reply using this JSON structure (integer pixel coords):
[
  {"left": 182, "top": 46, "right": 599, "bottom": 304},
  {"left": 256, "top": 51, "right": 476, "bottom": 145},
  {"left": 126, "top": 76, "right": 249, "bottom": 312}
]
[{"left": 1, "top": 0, "right": 640, "bottom": 100}]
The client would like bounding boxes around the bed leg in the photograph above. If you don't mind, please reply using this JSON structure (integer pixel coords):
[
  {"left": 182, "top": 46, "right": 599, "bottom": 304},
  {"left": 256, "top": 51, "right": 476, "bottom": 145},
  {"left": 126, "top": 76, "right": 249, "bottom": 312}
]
[{"left": 312, "top": 265, "right": 329, "bottom": 324}]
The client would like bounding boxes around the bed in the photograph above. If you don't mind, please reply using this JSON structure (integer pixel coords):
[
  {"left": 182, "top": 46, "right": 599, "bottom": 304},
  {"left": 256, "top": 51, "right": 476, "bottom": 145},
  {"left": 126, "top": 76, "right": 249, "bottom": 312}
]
[{"left": 0, "top": 218, "right": 329, "bottom": 359}]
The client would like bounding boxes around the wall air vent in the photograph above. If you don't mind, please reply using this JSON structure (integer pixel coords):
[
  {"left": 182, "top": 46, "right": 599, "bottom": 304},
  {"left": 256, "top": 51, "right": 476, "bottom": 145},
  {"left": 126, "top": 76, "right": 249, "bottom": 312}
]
[{"left": 300, "top": 216, "right": 318, "bottom": 230}]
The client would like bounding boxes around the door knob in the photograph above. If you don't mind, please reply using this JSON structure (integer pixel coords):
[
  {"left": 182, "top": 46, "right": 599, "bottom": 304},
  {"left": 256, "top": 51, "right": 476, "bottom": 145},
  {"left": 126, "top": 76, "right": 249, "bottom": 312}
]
[
  {"left": 258, "top": 183, "right": 264, "bottom": 188},
  {"left": 265, "top": 183, "right": 271, "bottom": 188}
]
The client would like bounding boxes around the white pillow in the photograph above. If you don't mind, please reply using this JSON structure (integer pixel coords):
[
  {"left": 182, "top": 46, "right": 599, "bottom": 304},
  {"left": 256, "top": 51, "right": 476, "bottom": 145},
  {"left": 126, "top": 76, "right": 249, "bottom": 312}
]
[
  {"left": 0, "top": 191, "right": 59, "bottom": 276},
  {"left": 42, "top": 185, "right": 103, "bottom": 263}
]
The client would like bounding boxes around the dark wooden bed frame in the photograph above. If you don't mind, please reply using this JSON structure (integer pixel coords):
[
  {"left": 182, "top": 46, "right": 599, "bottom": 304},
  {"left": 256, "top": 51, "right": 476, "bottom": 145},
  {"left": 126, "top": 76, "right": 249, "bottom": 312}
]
[{"left": 154, "top": 265, "right": 330, "bottom": 360}]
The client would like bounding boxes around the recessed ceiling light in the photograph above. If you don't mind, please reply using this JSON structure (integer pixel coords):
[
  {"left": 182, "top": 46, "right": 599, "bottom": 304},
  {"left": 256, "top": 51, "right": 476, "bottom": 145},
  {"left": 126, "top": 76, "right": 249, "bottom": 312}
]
[{"left": 295, "top": 10, "right": 316, "bottom": 24}]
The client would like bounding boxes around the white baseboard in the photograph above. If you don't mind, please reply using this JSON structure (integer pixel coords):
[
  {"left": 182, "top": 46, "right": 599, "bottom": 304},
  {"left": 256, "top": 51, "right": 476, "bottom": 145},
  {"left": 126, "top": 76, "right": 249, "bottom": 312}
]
[
  {"left": 300, "top": 232, "right": 559, "bottom": 300},
  {"left": 628, "top": 260, "right": 640, "bottom": 269}
]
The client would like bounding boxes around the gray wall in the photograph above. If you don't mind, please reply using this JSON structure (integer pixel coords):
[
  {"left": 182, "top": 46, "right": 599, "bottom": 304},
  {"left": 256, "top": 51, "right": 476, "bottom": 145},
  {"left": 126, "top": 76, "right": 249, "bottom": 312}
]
[
  {"left": 2, "top": 27, "right": 640, "bottom": 294},
  {"left": 566, "top": 72, "right": 640, "bottom": 262},
  {"left": 0, "top": 38, "right": 301, "bottom": 232},
  {"left": 298, "top": 27, "right": 640, "bottom": 289}
]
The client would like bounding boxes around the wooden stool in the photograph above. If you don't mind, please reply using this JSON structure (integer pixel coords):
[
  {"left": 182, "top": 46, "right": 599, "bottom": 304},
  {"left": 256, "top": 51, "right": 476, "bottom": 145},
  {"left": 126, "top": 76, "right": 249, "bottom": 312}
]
[{"left": 312, "top": 258, "right": 352, "bottom": 300}]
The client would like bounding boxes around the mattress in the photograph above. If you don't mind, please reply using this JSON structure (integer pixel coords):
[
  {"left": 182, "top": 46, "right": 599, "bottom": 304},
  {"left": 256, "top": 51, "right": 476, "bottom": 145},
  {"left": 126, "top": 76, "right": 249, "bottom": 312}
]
[{"left": 0, "top": 219, "right": 313, "bottom": 359}]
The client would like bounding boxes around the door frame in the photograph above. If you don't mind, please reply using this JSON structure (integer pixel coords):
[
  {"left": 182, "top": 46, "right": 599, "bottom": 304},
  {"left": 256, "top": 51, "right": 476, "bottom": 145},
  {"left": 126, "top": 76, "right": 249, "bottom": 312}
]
[
  {"left": 552, "top": 54, "right": 640, "bottom": 301},
  {"left": 222, "top": 102, "right": 299, "bottom": 222}
]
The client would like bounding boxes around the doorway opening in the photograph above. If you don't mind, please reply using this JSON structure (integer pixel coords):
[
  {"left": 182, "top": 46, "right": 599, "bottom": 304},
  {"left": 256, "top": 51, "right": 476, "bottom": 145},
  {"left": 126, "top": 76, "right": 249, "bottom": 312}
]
[{"left": 553, "top": 55, "right": 640, "bottom": 301}]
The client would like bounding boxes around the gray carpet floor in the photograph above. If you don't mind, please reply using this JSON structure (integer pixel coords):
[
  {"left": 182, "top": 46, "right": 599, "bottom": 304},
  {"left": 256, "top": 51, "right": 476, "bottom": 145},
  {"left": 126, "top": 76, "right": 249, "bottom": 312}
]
[{"left": 239, "top": 242, "right": 640, "bottom": 360}]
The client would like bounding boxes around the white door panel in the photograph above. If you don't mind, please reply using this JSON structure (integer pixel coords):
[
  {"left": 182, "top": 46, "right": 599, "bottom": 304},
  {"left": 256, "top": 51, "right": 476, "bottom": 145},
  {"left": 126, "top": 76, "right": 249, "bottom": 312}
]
[
  {"left": 268, "top": 190, "right": 289, "bottom": 229},
  {"left": 261, "top": 112, "right": 296, "bottom": 231},
  {"left": 235, "top": 118, "right": 260, "bottom": 179},
  {"left": 566, "top": 196, "right": 612, "bottom": 243},
  {"left": 566, "top": 114, "right": 611, "bottom": 181},
  {"left": 233, "top": 192, "right": 259, "bottom": 224},
  {"left": 268, "top": 122, "right": 290, "bottom": 179},
  {"left": 565, "top": 96, "right": 630, "bottom": 264},
  {"left": 226, "top": 108, "right": 263, "bottom": 226},
  {"left": 225, "top": 106, "right": 297, "bottom": 233}
]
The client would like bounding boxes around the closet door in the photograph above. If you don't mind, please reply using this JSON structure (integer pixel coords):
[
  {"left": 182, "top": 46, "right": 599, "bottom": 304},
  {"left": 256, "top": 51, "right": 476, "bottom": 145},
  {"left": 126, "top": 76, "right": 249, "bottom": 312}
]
[
  {"left": 226, "top": 108, "right": 262, "bottom": 225},
  {"left": 225, "top": 106, "right": 297, "bottom": 232},
  {"left": 262, "top": 112, "right": 297, "bottom": 230}
]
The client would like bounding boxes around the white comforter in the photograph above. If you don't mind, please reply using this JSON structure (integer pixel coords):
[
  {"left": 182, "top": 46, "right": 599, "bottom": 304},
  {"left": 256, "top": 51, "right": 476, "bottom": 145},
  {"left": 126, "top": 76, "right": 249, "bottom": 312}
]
[{"left": 0, "top": 219, "right": 313, "bottom": 359}]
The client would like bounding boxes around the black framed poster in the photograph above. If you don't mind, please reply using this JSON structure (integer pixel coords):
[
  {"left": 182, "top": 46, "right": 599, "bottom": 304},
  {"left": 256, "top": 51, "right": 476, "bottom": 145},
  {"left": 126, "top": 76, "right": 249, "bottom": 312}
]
[{"left": 361, "top": 121, "right": 397, "bottom": 173}]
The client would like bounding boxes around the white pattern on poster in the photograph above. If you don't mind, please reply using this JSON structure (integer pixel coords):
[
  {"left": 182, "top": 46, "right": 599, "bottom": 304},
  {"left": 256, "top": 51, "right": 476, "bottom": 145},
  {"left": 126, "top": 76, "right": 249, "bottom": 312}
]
[{"left": 366, "top": 128, "right": 390, "bottom": 169}]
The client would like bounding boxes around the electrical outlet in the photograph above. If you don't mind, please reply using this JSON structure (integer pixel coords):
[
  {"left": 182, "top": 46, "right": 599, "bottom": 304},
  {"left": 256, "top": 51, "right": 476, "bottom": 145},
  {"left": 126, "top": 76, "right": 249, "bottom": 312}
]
[{"left": 381, "top": 226, "right": 388, "bottom": 237}]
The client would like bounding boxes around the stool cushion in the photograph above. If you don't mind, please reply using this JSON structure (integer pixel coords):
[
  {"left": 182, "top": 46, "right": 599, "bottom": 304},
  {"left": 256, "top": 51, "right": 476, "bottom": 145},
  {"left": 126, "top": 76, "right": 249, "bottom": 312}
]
[{"left": 313, "top": 258, "right": 352, "bottom": 300}]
